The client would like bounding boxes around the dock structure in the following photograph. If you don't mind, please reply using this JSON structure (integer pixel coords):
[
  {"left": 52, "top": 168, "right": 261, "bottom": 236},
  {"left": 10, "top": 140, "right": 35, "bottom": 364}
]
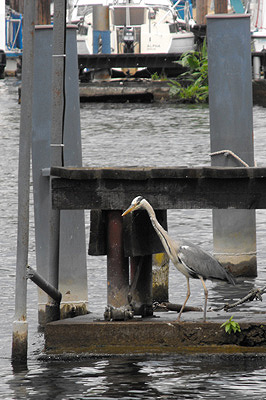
[
  {"left": 44, "top": 165, "right": 266, "bottom": 355},
  {"left": 13, "top": 3, "right": 266, "bottom": 360}
]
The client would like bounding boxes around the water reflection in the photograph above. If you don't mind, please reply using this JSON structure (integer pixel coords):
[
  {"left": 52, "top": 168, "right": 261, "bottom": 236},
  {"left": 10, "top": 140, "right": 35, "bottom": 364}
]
[
  {"left": 5, "top": 356, "right": 266, "bottom": 399},
  {"left": 2, "top": 80, "right": 266, "bottom": 399}
]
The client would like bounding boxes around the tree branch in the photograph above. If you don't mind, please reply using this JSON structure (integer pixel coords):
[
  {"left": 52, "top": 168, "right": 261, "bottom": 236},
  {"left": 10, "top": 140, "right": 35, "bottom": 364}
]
[{"left": 215, "top": 285, "right": 266, "bottom": 312}]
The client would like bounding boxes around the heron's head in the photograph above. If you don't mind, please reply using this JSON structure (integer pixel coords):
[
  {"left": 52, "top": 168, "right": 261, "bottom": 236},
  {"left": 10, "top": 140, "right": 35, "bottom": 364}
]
[{"left": 122, "top": 196, "right": 145, "bottom": 216}]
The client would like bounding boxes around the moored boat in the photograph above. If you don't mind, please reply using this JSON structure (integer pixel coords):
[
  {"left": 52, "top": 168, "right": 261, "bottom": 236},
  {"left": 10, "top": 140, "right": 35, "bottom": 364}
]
[{"left": 67, "top": 0, "right": 195, "bottom": 56}]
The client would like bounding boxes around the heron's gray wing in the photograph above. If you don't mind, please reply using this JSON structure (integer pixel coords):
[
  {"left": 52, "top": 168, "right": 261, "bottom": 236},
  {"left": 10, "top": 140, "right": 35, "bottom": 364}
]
[{"left": 177, "top": 240, "right": 235, "bottom": 284}]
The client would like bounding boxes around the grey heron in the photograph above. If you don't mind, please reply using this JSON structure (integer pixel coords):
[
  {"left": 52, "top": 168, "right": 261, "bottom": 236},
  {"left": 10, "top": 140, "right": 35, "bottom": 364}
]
[{"left": 122, "top": 196, "right": 235, "bottom": 322}]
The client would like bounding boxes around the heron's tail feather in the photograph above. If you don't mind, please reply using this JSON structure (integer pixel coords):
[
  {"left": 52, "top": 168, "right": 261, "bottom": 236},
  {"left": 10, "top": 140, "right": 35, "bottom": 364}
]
[{"left": 224, "top": 268, "right": 236, "bottom": 285}]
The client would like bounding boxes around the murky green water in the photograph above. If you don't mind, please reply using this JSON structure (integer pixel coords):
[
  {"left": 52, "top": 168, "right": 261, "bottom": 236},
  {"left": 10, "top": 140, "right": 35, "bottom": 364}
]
[{"left": 2, "top": 77, "right": 266, "bottom": 399}]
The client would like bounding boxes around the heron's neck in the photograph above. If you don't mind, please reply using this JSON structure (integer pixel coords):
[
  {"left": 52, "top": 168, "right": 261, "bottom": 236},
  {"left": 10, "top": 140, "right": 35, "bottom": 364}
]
[{"left": 142, "top": 200, "right": 174, "bottom": 259}]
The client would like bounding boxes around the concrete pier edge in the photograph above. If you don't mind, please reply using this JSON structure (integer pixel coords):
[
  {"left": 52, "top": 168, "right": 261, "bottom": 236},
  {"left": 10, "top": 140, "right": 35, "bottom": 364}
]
[{"left": 44, "top": 312, "right": 266, "bottom": 356}]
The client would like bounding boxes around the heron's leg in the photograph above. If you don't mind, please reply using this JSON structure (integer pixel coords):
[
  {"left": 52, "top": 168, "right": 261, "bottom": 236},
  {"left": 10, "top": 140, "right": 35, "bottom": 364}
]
[
  {"left": 176, "top": 277, "right": 190, "bottom": 322},
  {"left": 199, "top": 276, "right": 208, "bottom": 322}
]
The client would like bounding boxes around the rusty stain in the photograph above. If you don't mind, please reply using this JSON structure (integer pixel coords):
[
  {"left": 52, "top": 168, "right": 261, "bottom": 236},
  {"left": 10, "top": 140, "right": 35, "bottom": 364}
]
[{"left": 60, "top": 302, "right": 88, "bottom": 319}]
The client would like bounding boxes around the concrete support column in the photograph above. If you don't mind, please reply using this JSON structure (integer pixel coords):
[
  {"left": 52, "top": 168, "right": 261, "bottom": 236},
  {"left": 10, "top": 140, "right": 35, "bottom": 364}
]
[{"left": 207, "top": 14, "right": 257, "bottom": 277}]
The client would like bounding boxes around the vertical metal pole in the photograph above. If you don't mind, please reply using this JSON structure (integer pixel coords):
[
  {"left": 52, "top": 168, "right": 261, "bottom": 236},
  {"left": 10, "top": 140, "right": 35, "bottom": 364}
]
[
  {"left": 46, "top": 0, "right": 66, "bottom": 321},
  {"left": 207, "top": 14, "right": 257, "bottom": 277},
  {"left": 130, "top": 256, "right": 153, "bottom": 316},
  {"left": 12, "top": 0, "right": 35, "bottom": 362},
  {"left": 107, "top": 211, "right": 129, "bottom": 308}
]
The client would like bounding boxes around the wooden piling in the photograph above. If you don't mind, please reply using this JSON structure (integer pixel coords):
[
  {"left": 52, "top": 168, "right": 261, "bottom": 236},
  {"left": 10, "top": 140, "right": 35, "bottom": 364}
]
[
  {"left": 214, "top": 0, "right": 227, "bottom": 14},
  {"left": 35, "top": 0, "right": 51, "bottom": 25}
]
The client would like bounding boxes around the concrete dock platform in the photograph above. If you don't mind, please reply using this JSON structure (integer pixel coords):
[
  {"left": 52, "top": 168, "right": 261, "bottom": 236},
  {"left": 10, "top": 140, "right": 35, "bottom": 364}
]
[
  {"left": 78, "top": 78, "right": 266, "bottom": 105},
  {"left": 45, "top": 309, "right": 266, "bottom": 356},
  {"left": 79, "top": 80, "right": 172, "bottom": 102}
]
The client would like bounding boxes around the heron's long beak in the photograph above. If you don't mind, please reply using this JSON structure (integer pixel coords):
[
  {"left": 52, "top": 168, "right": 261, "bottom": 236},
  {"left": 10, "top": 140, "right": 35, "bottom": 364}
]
[{"left": 122, "top": 204, "right": 137, "bottom": 217}]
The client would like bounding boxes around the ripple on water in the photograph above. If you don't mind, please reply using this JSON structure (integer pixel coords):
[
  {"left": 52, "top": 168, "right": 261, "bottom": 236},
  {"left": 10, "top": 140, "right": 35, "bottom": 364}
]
[{"left": 2, "top": 80, "right": 266, "bottom": 399}]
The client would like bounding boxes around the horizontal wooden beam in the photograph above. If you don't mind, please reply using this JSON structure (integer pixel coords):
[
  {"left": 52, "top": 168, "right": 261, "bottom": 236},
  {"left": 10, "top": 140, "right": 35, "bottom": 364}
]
[
  {"left": 78, "top": 53, "right": 183, "bottom": 69},
  {"left": 50, "top": 167, "right": 266, "bottom": 210}
]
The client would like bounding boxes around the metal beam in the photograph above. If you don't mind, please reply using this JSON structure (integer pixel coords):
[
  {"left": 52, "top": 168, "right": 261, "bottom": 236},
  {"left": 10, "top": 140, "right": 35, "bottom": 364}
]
[{"left": 78, "top": 53, "right": 183, "bottom": 69}]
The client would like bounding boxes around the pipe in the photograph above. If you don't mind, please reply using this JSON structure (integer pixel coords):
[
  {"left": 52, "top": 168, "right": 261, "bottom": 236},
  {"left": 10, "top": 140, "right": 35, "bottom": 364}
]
[{"left": 27, "top": 266, "right": 62, "bottom": 304}]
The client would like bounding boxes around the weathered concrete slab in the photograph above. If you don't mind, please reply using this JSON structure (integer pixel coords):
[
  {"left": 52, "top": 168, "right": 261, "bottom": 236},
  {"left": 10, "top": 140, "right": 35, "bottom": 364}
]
[
  {"left": 50, "top": 166, "right": 266, "bottom": 211},
  {"left": 78, "top": 78, "right": 266, "bottom": 104},
  {"left": 45, "top": 311, "right": 266, "bottom": 355},
  {"left": 80, "top": 80, "right": 171, "bottom": 102}
]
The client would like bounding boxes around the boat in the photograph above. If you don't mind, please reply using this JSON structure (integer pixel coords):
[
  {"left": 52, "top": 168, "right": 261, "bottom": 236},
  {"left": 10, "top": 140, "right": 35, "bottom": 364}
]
[
  {"left": 67, "top": 0, "right": 195, "bottom": 56},
  {"left": 246, "top": 0, "right": 266, "bottom": 78},
  {"left": 0, "top": 2, "right": 23, "bottom": 77},
  {"left": 249, "top": 0, "right": 266, "bottom": 49}
]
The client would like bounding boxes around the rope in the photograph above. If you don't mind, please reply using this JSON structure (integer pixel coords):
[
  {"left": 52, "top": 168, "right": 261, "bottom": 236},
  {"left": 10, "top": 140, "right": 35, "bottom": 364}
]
[{"left": 209, "top": 150, "right": 250, "bottom": 167}]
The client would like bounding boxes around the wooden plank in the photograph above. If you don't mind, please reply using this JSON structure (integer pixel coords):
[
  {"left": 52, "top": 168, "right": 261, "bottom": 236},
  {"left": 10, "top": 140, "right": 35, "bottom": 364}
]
[{"left": 51, "top": 175, "right": 266, "bottom": 210}]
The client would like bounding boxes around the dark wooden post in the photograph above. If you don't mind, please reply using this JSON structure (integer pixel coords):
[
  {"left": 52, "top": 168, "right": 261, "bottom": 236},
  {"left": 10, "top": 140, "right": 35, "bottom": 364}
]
[
  {"left": 214, "top": 0, "right": 227, "bottom": 14},
  {"left": 196, "top": 0, "right": 208, "bottom": 25},
  {"left": 36, "top": 0, "right": 51, "bottom": 25},
  {"left": 10, "top": 0, "right": 24, "bottom": 13},
  {"left": 107, "top": 211, "right": 129, "bottom": 308}
]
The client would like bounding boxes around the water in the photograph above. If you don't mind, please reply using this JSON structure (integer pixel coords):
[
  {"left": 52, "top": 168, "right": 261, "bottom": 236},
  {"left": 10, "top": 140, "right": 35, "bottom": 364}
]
[{"left": 2, "top": 77, "right": 266, "bottom": 398}]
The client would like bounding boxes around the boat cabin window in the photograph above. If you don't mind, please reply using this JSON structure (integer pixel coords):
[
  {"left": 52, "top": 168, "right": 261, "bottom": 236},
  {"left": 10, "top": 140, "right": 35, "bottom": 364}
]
[{"left": 113, "top": 7, "right": 145, "bottom": 25}]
